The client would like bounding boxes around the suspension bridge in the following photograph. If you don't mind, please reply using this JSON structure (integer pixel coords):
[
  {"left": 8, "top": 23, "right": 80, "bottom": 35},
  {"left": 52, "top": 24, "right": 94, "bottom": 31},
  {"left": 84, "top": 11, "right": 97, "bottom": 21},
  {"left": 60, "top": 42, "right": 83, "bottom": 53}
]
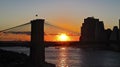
[
  {"left": 0, "top": 19, "right": 80, "bottom": 47},
  {"left": 0, "top": 19, "right": 114, "bottom": 67},
  {"left": 0, "top": 19, "right": 81, "bottom": 67}
]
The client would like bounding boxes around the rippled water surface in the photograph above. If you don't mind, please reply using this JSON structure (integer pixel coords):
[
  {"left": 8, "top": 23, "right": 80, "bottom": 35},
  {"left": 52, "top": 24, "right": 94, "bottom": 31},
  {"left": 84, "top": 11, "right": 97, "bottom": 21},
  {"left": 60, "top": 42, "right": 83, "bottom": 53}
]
[{"left": 1, "top": 47, "right": 120, "bottom": 67}]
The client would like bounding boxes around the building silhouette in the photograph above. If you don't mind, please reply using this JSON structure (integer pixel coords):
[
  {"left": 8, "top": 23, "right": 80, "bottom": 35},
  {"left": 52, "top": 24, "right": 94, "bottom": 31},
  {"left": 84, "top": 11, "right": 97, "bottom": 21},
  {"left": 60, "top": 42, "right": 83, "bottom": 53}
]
[
  {"left": 110, "top": 26, "right": 119, "bottom": 41},
  {"left": 119, "top": 19, "right": 120, "bottom": 40},
  {"left": 80, "top": 17, "right": 107, "bottom": 42},
  {"left": 80, "top": 17, "right": 120, "bottom": 43},
  {"left": 105, "top": 29, "right": 112, "bottom": 41},
  {"left": 95, "top": 20, "right": 107, "bottom": 41},
  {"left": 80, "top": 17, "right": 97, "bottom": 41}
]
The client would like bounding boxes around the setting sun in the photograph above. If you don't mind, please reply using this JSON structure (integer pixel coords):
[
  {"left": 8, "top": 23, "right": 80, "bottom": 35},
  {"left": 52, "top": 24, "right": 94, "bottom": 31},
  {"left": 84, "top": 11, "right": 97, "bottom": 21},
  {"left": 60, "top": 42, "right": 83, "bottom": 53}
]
[{"left": 57, "top": 33, "right": 70, "bottom": 41}]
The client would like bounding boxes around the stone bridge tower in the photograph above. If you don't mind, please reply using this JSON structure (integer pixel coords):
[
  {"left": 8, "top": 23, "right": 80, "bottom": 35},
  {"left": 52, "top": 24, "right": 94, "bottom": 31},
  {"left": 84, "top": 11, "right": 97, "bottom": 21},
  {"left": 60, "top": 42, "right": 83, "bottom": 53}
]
[{"left": 30, "top": 19, "right": 45, "bottom": 67}]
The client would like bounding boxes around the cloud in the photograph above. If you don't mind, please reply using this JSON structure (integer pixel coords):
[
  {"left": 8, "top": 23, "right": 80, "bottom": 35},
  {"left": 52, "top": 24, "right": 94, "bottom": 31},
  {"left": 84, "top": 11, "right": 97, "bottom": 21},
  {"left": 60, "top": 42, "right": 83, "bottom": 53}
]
[{"left": 0, "top": 32, "right": 30, "bottom": 41}]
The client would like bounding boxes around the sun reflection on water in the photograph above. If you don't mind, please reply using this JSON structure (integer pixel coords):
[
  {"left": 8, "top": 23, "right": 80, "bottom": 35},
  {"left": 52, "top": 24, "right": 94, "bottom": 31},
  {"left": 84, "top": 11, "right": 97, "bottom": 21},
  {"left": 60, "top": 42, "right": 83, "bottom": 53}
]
[{"left": 57, "top": 47, "right": 69, "bottom": 67}]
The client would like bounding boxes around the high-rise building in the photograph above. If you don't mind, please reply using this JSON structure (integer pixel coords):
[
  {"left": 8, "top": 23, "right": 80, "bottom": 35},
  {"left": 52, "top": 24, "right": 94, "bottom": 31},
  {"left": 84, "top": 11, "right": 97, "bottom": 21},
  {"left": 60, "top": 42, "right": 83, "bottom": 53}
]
[
  {"left": 119, "top": 19, "right": 120, "bottom": 41},
  {"left": 80, "top": 17, "right": 107, "bottom": 42},
  {"left": 119, "top": 19, "right": 120, "bottom": 30},
  {"left": 110, "top": 26, "right": 119, "bottom": 41}
]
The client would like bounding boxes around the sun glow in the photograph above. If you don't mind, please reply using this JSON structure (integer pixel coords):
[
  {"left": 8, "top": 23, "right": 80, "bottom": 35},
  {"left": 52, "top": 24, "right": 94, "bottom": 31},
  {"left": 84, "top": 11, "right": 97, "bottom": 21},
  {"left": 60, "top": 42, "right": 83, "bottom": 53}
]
[{"left": 57, "top": 33, "right": 70, "bottom": 41}]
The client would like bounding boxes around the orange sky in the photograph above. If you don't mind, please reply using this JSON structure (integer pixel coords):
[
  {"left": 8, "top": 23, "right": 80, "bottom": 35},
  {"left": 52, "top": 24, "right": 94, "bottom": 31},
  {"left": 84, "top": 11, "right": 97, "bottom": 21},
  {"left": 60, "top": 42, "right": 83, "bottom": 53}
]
[
  {"left": 1, "top": 0, "right": 120, "bottom": 41},
  {"left": 0, "top": 33, "right": 79, "bottom": 41},
  {"left": 45, "top": 35, "right": 79, "bottom": 42}
]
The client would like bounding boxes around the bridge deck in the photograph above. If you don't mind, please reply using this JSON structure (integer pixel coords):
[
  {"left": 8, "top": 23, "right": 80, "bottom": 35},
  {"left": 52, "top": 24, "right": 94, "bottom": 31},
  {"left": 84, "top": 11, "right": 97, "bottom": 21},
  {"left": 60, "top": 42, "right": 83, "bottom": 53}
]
[{"left": 0, "top": 41, "right": 80, "bottom": 47}]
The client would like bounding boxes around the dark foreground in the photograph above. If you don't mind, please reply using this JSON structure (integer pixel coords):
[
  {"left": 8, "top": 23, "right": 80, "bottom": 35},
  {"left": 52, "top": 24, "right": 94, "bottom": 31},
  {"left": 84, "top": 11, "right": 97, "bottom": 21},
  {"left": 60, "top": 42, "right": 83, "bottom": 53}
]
[{"left": 0, "top": 49, "right": 55, "bottom": 67}]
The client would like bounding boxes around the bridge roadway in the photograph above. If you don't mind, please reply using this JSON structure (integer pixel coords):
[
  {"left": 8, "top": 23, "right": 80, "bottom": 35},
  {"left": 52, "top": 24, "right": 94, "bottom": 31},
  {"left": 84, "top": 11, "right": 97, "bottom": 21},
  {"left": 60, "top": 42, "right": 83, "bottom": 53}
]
[
  {"left": 0, "top": 41, "right": 80, "bottom": 47},
  {"left": 0, "top": 41, "right": 119, "bottom": 48}
]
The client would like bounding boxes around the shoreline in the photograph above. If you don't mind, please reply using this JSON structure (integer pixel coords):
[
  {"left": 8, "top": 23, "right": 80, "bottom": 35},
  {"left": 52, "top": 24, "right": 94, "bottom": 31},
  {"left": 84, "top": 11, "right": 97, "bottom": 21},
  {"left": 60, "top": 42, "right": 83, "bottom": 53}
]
[{"left": 0, "top": 49, "right": 55, "bottom": 67}]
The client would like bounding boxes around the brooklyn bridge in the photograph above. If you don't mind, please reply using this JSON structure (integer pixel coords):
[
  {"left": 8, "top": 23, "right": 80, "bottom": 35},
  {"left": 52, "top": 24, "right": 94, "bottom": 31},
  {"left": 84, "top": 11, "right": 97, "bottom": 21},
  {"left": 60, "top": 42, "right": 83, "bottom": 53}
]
[{"left": 0, "top": 19, "right": 81, "bottom": 67}]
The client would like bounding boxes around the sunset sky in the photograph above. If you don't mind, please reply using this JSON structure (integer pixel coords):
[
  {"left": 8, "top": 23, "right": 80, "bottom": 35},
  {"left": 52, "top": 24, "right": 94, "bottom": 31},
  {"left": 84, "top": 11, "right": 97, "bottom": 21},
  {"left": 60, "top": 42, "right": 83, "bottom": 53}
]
[{"left": 0, "top": 0, "right": 120, "bottom": 41}]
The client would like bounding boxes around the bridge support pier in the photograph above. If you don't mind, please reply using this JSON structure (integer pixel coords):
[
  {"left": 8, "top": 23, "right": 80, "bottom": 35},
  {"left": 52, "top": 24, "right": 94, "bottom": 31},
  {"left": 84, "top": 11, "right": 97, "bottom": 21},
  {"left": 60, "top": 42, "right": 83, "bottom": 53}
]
[{"left": 30, "top": 19, "right": 45, "bottom": 67}]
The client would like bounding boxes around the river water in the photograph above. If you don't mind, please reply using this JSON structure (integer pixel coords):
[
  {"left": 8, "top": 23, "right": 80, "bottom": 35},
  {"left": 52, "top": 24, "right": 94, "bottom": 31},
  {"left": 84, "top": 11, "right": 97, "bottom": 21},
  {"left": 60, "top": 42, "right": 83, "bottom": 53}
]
[{"left": 0, "top": 47, "right": 120, "bottom": 67}]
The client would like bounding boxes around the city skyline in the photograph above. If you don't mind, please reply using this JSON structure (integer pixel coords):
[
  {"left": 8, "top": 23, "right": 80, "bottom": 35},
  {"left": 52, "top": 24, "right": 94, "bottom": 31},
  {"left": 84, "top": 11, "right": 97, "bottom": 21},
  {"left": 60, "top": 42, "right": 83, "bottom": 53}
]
[
  {"left": 0, "top": 17, "right": 119, "bottom": 41},
  {"left": 0, "top": 0, "right": 120, "bottom": 33}
]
